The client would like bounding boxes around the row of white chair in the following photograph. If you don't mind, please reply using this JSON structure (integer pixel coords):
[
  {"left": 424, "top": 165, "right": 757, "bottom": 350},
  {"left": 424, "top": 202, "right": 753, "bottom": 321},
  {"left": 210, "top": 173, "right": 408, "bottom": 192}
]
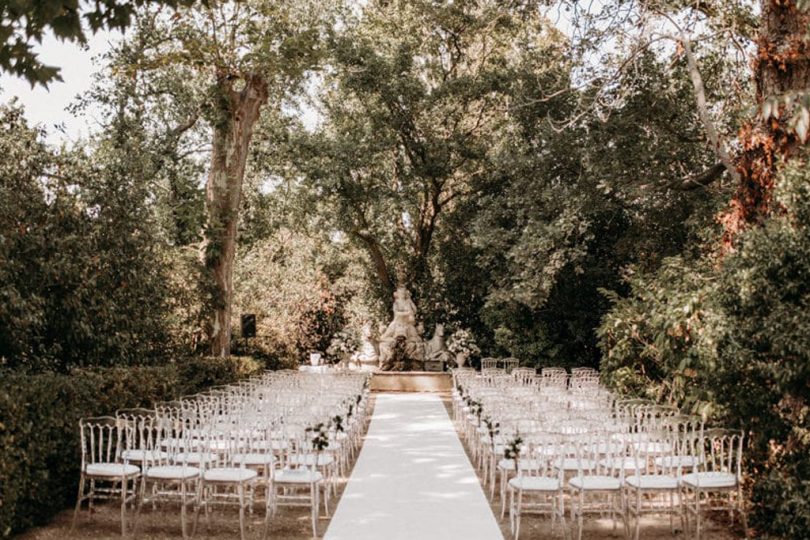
[
  {"left": 71, "top": 369, "right": 372, "bottom": 539},
  {"left": 452, "top": 367, "right": 746, "bottom": 540}
]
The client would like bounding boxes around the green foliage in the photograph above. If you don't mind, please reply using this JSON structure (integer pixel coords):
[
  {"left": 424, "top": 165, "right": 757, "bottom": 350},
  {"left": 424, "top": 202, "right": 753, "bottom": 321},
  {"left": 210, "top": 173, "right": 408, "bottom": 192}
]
[
  {"left": 0, "top": 0, "right": 194, "bottom": 86},
  {"left": 0, "top": 356, "right": 262, "bottom": 537},
  {"left": 711, "top": 159, "right": 810, "bottom": 538},
  {"left": 232, "top": 227, "right": 372, "bottom": 363},
  {"left": 0, "top": 103, "right": 175, "bottom": 371},
  {"left": 597, "top": 257, "right": 721, "bottom": 412},
  {"left": 598, "top": 158, "right": 810, "bottom": 537}
]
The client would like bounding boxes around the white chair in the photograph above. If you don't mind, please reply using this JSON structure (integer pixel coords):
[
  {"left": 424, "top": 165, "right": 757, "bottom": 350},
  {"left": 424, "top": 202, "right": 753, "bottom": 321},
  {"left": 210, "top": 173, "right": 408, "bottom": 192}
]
[
  {"left": 134, "top": 416, "right": 201, "bottom": 539},
  {"left": 681, "top": 428, "right": 747, "bottom": 539},
  {"left": 567, "top": 433, "right": 627, "bottom": 540},
  {"left": 198, "top": 428, "right": 259, "bottom": 540},
  {"left": 481, "top": 358, "right": 500, "bottom": 370},
  {"left": 507, "top": 434, "right": 567, "bottom": 539},
  {"left": 271, "top": 422, "right": 327, "bottom": 537},
  {"left": 71, "top": 416, "right": 140, "bottom": 536},
  {"left": 625, "top": 431, "right": 682, "bottom": 540}
]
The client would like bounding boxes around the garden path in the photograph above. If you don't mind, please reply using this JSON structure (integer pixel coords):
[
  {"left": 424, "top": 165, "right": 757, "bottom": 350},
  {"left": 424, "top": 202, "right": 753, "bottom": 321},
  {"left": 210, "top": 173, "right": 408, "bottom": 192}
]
[{"left": 324, "top": 393, "right": 503, "bottom": 540}]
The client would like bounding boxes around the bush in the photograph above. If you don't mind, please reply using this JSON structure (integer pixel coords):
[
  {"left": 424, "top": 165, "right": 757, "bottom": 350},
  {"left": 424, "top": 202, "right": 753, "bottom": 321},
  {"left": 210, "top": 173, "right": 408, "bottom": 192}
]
[
  {"left": 710, "top": 159, "right": 810, "bottom": 538},
  {"left": 598, "top": 158, "right": 810, "bottom": 538},
  {"left": 0, "top": 356, "right": 262, "bottom": 537}
]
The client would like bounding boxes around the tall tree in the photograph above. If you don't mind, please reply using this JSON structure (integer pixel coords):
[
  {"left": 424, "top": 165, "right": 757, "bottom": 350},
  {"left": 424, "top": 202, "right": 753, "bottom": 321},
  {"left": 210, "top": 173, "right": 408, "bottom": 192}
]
[
  {"left": 294, "top": 0, "right": 560, "bottom": 304},
  {"left": 108, "top": 0, "right": 334, "bottom": 355},
  {"left": 723, "top": 0, "right": 810, "bottom": 239}
]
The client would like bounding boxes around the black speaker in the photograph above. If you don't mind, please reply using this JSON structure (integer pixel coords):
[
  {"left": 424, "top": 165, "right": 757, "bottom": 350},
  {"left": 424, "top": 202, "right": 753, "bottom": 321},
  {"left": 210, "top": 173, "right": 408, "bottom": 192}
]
[{"left": 240, "top": 313, "right": 256, "bottom": 338}]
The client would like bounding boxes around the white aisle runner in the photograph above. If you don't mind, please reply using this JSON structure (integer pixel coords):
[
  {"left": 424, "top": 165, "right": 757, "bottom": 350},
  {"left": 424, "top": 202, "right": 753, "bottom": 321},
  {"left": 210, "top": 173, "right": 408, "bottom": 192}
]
[{"left": 324, "top": 393, "right": 503, "bottom": 540}]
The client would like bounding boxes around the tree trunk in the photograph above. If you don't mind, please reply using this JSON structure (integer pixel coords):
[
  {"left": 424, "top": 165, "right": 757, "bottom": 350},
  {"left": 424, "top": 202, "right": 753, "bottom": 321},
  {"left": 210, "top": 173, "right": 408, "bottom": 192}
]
[
  {"left": 722, "top": 0, "right": 810, "bottom": 243},
  {"left": 203, "top": 73, "right": 268, "bottom": 356}
]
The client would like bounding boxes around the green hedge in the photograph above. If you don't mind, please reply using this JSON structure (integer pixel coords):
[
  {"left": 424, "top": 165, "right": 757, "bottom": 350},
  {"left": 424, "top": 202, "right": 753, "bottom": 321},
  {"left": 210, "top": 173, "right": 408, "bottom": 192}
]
[{"left": 0, "top": 356, "right": 262, "bottom": 537}]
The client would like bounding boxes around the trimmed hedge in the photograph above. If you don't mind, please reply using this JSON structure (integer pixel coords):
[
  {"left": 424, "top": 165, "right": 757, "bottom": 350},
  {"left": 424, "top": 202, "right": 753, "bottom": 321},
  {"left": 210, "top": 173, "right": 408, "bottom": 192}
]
[{"left": 0, "top": 356, "right": 262, "bottom": 537}]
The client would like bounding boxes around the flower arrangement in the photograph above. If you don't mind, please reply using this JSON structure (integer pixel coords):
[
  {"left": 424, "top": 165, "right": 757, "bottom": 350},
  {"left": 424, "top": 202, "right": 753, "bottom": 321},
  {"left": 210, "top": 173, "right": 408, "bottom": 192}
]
[
  {"left": 326, "top": 329, "right": 357, "bottom": 363},
  {"left": 505, "top": 434, "right": 524, "bottom": 462},
  {"left": 305, "top": 422, "right": 330, "bottom": 451},
  {"left": 331, "top": 414, "right": 344, "bottom": 433},
  {"left": 447, "top": 328, "right": 480, "bottom": 357},
  {"left": 483, "top": 415, "right": 500, "bottom": 444}
]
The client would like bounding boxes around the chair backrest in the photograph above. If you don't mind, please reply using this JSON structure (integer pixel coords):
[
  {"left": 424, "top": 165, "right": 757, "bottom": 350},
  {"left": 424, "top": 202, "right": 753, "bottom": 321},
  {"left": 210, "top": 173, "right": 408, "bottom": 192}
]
[
  {"left": 116, "top": 408, "right": 157, "bottom": 453},
  {"left": 501, "top": 357, "right": 519, "bottom": 374},
  {"left": 629, "top": 430, "right": 675, "bottom": 477},
  {"left": 79, "top": 416, "right": 123, "bottom": 467},
  {"left": 570, "top": 431, "right": 622, "bottom": 477},
  {"left": 511, "top": 367, "right": 536, "bottom": 386},
  {"left": 481, "top": 358, "right": 499, "bottom": 370},
  {"left": 701, "top": 428, "right": 744, "bottom": 479},
  {"left": 516, "top": 434, "right": 564, "bottom": 481}
]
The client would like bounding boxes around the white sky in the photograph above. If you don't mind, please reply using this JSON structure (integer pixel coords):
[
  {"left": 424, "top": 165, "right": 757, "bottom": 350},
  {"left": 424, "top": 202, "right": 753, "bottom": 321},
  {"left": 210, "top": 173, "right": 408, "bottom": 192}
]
[
  {"left": 0, "top": 30, "right": 124, "bottom": 145},
  {"left": 0, "top": 4, "right": 572, "bottom": 146}
]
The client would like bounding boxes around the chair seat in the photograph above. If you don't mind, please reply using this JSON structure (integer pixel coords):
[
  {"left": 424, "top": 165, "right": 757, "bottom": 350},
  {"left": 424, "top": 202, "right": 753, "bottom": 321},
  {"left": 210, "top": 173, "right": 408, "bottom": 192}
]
[
  {"left": 121, "top": 449, "right": 169, "bottom": 463},
  {"left": 275, "top": 468, "right": 324, "bottom": 484},
  {"left": 655, "top": 455, "right": 702, "bottom": 469},
  {"left": 174, "top": 452, "right": 218, "bottom": 464},
  {"left": 498, "top": 458, "right": 543, "bottom": 471},
  {"left": 599, "top": 457, "right": 639, "bottom": 472},
  {"left": 232, "top": 452, "right": 275, "bottom": 466},
  {"left": 569, "top": 475, "right": 622, "bottom": 491},
  {"left": 681, "top": 471, "right": 737, "bottom": 489},
  {"left": 553, "top": 457, "right": 596, "bottom": 471},
  {"left": 204, "top": 467, "right": 258, "bottom": 483},
  {"left": 289, "top": 454, "right": 335, "bottom": 467},
  {"left": 631, "top": 441, "right": 672, "bottom": 455},
  {"left": 85, "top": 463, "right": 140, "bottom": 478},
  {"left": 509, "top": 476, "right": 561, "bottom": 491},
  {"left": 145, "top": 465, "right": 200, "bottom": 480},
  {"left": 626, "top": 474, "right": 679, "bottom": 490},
  {"left": 159, "top": 438, "right": 196, "bottom": 449}
]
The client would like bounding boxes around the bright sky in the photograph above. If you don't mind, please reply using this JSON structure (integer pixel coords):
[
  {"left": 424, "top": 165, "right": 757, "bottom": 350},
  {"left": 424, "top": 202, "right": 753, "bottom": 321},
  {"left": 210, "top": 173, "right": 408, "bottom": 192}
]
[
  {"left": 0, "top": 30, "right": 124, "bottom": 145},
  {"left": 0, "top": 4, "right": 572, "bottom": 146}
]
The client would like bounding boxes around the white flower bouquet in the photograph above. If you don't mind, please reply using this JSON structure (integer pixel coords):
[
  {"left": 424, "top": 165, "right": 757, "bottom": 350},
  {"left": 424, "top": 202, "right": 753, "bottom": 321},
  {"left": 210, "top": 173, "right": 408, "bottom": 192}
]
[{"left": 447, "top": 328, "right": 480, "bottom": 357}]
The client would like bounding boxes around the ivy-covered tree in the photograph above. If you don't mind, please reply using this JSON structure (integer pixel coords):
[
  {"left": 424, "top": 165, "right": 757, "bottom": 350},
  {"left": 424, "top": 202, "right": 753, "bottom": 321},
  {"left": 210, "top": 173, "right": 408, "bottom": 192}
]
[{"left": 99, "top": 0, "right": 336, "bottom": 355}]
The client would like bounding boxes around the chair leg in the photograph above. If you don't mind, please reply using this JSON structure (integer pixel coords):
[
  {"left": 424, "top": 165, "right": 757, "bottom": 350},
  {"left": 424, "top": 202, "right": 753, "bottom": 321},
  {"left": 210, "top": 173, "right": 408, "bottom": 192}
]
[
  {"left": 182, "top": 481, "right": 191, "bottom": 540},
  {"left": 238, "top": 483, "right": 247, "bottom": 540},
  {"left": 514, "top": 490, "right": 523, "bottom": 540},
  {"left": 500, "top": 471, "right": 509, "bottom": 519},
  {"left": 311, "top": 482, "right": 319, "bottom": 538},
  {"left": 132, "top": 477, "right": 146, "bottom": 539},
  {"left": 120, "top": 477, "right": 128, "bottom": 537},
  {"left": 262, "top": 481, "right": 272, "bottom": 540},
  {"left": 71, "top": 475, "right": 85, "bottom": 533}
]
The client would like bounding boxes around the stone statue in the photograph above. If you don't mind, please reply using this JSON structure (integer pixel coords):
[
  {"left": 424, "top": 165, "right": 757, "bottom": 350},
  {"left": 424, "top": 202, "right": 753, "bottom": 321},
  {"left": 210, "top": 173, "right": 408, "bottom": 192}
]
[
  {"left": 353, "top": 321, "right": 379, "bottom": 371},
  {"left": 424, "top": 323, "right": 451, "bottom": 371},
  {"left": 379, "top": 285, "right": 425, "bottom": 371}
]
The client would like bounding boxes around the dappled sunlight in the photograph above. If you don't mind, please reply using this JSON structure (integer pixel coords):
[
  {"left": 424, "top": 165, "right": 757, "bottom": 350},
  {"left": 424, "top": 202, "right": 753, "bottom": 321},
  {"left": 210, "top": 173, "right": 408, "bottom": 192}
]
[{"left": 324, "top": 393, "right": 502, "bottom": 540}]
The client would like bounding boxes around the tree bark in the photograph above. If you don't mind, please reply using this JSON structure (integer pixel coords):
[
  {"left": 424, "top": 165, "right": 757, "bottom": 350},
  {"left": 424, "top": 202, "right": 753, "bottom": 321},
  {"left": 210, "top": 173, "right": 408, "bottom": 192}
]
[
  {"left": 203, "top": 73, "right": 268, "bottom": 356},
  {"left": 722, "top": 0, "right": 810, "bottom": 242}
]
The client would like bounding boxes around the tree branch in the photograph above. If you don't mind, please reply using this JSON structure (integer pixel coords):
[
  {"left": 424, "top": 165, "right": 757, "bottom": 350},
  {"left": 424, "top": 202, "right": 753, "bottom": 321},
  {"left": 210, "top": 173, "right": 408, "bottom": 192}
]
[{"left": 670, "top": 162, "right": 727, "bottom": 191}]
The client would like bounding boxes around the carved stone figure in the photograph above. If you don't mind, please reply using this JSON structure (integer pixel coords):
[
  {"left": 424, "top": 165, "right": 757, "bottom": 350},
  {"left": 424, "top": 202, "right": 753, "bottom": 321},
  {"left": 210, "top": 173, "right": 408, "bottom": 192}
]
[
  {"left": 353, "top": 321, "right": 379, "bottom": 371},
  {"left": 424, "top": 323, "right": 451, "bottom": 371},
  {"left": 379, "top": 285, "right": 425, "bottom": 371}
]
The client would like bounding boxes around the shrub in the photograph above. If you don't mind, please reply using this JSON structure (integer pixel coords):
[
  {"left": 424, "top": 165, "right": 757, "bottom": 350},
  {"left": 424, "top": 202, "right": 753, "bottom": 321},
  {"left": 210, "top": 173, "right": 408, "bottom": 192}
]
[
  {"left": 0, "top": 356, "right": 262, "bottom": 537},
  {"left": 599, "top": 158, "right": 810, "bottom": 538},
  {"left": 710, "top": 159, "right": 810, "bottom": 538}
]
